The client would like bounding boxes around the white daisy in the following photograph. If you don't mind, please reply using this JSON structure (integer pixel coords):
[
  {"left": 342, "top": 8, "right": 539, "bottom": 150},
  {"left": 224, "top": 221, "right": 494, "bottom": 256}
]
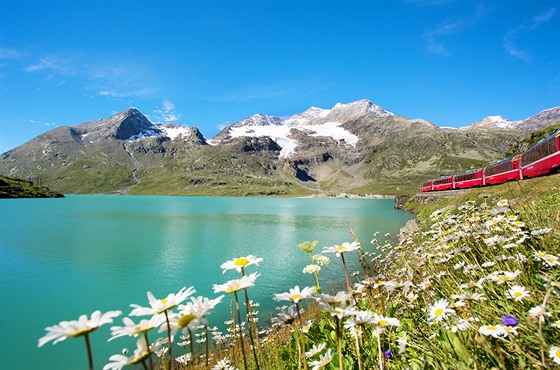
[
  {"left": 308, "top": 348, "right": 333, "bottom": 370},
  {"left": 322, "top": 241, "right": 360, "bottom": 256},
  {"left": 38, "top": 310, "right": 122, "bottom": 347},
  {"left": 428, "top": 299, "right": 454, "bottom": 322},
  {"left": 273, "top": 286, "right": 315, "bottom": 304},
  {"left": 220, "top": 255, "right": 263, "bottom": 274},
  {"left": 528, "top": 305, "right": 552, "bottom": 322},
  {"left": 506, "top": 285, "right": 530, "bottom": 302},
  {"left": 109, "top": 314, "right": 166, "bottom": 341},
  {"left": 130, "top": 287, "right": 195, "bottom": 316},
  {"left": 213, "top": 272, "right": 260, "bottom": 294},
  {"left": 479, "top": 324, "right": 508, "bottom": 338},
  {"left": 305, "top": 342, "right": 327, "bottom": 358}
]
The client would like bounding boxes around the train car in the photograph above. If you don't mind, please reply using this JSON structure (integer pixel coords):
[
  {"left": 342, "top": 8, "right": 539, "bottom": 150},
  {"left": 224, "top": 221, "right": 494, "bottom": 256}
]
[
  {"left": 484, "top": 156, "right": 522, "bottom": 186},
  {"left": 432, "top": 175, "right": 454, "bottom": 191},
  {"left": 453, "top": 168, "right": 484, "bottom": 189},
  {"left": 521, "top": 129, "right": 560, "bottom": 179},
  {"left": 421, "top": 179, "right": 434, "bottom": 192}
]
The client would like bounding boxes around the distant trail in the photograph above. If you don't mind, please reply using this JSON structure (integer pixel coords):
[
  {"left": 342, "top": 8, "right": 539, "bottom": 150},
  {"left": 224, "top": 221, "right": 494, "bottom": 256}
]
[{"left": 120, "top": 143, "right": 141, "bottom": 195}]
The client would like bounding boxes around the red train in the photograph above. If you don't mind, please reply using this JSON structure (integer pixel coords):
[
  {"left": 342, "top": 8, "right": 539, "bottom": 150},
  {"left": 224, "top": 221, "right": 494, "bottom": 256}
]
[{"left": 421, "top": 129, "right": 560, "bottom": 192}]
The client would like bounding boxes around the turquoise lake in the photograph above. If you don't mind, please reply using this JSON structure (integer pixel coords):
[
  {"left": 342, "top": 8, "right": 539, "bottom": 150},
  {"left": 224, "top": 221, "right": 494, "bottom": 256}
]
[{"left": 0, "top": 195, "right": 412, "bottom": 369}]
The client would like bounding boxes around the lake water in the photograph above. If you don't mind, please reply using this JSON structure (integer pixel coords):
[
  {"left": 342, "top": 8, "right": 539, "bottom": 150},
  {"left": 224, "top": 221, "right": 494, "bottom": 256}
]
[{"left": 0, "top": 195, "right": 412, "bottom": 369}]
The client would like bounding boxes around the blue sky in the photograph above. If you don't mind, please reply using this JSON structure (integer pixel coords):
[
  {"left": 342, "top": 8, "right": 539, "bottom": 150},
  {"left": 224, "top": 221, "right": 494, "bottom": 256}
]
[{"left": 1, "top": 0, "right": 559, "bottom": 152}]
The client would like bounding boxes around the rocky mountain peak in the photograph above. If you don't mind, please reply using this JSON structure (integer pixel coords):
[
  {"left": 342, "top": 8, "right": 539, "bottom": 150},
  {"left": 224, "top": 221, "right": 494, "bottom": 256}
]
[
  {"left": 231, "top": 113, "right": 284, "bottom": 128},
  {"left": 76, "top": 108, "right": 158, "bottom": 140},
  {"left": 330, "top": 99, "right": 394, "bottom": 120},
  {"left": 471, "top": 115, "right": 514, "bottom": 129}
]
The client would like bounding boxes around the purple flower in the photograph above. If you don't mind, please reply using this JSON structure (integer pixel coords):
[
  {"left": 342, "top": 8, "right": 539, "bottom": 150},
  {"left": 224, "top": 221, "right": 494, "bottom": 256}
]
[
  {"left": 502, "top": 315, "right": 518, "bottom": 327},
  {"left": 384, "top": 349, "right": 392, "bottom": 358}
]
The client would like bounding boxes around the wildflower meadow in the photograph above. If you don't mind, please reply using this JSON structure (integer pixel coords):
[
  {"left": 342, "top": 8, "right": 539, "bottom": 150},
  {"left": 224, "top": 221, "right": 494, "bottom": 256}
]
[{"left": 38, "top": 182, "right": 559, "bottom": 369}]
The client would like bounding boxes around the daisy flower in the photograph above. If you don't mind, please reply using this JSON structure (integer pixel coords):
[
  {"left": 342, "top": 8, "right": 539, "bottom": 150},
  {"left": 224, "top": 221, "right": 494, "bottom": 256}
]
[
  {"left": 449, "top": 319, "right": 471, "bottom": 333},
  {"left": 129, "top": 287, "right": 195, "bottom": 316},
  {"left": 322, "top": 241, "right": 360, "bottom": 256},
  {"left": 103, "top": 337, "right": 167, "bottom": 370},
  {"left": 39, "top": 310, "right": 122, "bottom": 347},
  {"left": 506, "top": 285, "right": 530, "bottom": 302},
  {"left": 528, "top": 305, "right": 552, "bottom": 322},
  {"left": 308, "top": 348, "right": 333, "bottom": 370},
  {"left": 175, "top": 354, "right": 191, "bottom": 364},
  {"left": 273, "top": 286, "right": 315, "bottom": 304},
  {"left": 532, "top": 228, "right": 552, "bottom": 236},
  {"left": 551, "top": 319, "right": 560, "bottom": 329},
  {"left": 479, "top": 324, "right": 508, "bottom": 338},
  {"left": 371, "top": 313, "right": 400, "bottom": 328},
  {"left": 550, "top": 346, "right": 560, "bottom": 365},
  {"left": 272, "top": 305, "right": 300, "bottom": 326},
  {"left": 212, "top": 358, "right": 236, "bottom": 370},
  {"left": 487, "top": 270, "right": 522, "bottom": 284},
  {"left": 428, "top": 299, "right": 454, "bottom": 322},
  {"left": 109, "top": 314, "right": 166, "bottom": 341},
  {"left": 213, "top": 272, "right": 260, "bottom": 294},
  {"left": 220, "top": 255, "right": 263, "bottom": 274},
  {"left": 305, "top": 342, "right": 327, "bottom": 358}
]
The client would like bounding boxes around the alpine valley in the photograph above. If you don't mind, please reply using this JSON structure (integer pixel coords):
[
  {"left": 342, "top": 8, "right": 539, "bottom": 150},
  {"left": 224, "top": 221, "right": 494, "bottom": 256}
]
[{"left": 1, "top": 100, "right": 559, "bottom": 196}]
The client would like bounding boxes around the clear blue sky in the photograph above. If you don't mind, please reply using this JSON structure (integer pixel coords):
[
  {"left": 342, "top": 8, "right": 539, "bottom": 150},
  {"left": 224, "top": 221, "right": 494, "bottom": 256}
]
[{"left": 1, "top": 0, "right": 559, "bottom": 152}]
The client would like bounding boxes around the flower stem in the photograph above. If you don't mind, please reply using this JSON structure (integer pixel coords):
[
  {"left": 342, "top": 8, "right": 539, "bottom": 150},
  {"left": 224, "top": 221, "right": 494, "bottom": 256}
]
[
  {"left": 295, "top": 302, "right": 308, "bottom": 370},
  {"left": 205, "top": 326, "right": 210, "bottom": 367},
  {"left": 341, "top": 254, "right": 352, "bottom": 296},
  {"left": 164, "top": 310, "right": 173, "bottom": 370},
  {"left": 84, "top": 333, "right": 94, "bottom": 370},
  {"left": 143, "top": 332, "right": 155, "bottom": 370},
  {"left": 234, "top": 291, "right": 248, "bottom": 370},
  {"left": 336, "top": 317, "right": 343, "bottom": 370},
  {"left": 189, "top": 328, "right": 195, "bottom": 368}
]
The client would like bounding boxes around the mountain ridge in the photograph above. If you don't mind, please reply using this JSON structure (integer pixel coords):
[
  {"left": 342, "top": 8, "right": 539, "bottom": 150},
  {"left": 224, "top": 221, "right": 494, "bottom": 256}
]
[{"left": 1, "top": 99, "right": 558, "bottom": 196}]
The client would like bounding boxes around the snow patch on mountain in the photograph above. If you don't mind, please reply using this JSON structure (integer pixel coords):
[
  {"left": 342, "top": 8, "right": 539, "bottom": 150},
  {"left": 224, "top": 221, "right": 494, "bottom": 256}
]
[
  {"left": 125, "top": 123, "right": 194, "bottom": 142},
  {"left": 159, "top": 124, "right": 192, "bottom": 141},
  {"left": 228, "top": 121, "right": 358, "bottom": 157}
]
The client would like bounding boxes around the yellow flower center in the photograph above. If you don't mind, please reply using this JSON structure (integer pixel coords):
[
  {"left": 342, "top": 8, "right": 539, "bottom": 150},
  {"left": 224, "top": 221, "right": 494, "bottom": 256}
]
[
  {"left": 514, "top": 292, "right": 522, "bottom": 297},
  {"left": 378, "top": 319, "right": 389, "bottom": 327},
  {"left": 487, "top": 325, "right": 497, "bottom": 331},
  {"left": 291, "top": 294, "right": 301, "bottom": 301},
  {"left": 434, "top": 308, "right": 444, "bottom": 317},
  {"left": 234, "top": 257, "right": 250, "bottom": 267},
  {"left": 556, "top": 349, "right": 560, "bottom": 358},
  {"left": 161, "top": 298, "right": 168, "bottom": 305},
  {"left": 336, "top": 245, "right": 346, "bottom": 252},
  {"left": 178, "top": 314, "right": 197, "bottom": 328}
]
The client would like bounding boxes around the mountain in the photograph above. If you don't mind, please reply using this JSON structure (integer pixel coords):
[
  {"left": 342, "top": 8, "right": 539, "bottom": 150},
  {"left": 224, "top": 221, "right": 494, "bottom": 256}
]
[
  {"left": 469, "top": 106, "right": 560, "bottom": 131},
  {"left": 1, "top": 100, "right": 558, "bottom": 196}
]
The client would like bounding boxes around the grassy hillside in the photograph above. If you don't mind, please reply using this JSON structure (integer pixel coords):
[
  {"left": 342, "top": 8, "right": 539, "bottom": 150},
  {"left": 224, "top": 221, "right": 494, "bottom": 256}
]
[{"left": 0, "top": 175, "right": 64, "bottom": 198}]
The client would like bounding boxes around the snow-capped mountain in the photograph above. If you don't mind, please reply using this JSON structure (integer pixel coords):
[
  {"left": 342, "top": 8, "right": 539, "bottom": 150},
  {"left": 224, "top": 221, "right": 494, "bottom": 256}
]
[
  {"left": 470, "top": 115, "right": 516, "bottom": 129},
  {"left": 1, "top": 100, "right": 557, "bottom": 196},
  {"left": 212, "top": 99, "right": 392, "bottom": 157},
  {"left": 468, "top": 107, "right": 560, "bottom": 132}
]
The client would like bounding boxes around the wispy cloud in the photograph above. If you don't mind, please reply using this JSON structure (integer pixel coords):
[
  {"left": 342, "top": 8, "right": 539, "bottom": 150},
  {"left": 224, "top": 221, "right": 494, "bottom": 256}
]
[
  {"left": 504, "top": 7, "right": 557, "bottom": 62},
  {"left": 24, "top": 54, "right": 159, "bottom": 99},
  {"left": 422, "top": 19, "right": 468, "bottom": 55},
  {"left": 0, "top": 48, "right": 22, "bottom": 59},
  {"left": 153, "top": 100, "right": 180, "bottom": 123},
  {"left": 209, "top": 80, "right": 332, "bottom": 103}
]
